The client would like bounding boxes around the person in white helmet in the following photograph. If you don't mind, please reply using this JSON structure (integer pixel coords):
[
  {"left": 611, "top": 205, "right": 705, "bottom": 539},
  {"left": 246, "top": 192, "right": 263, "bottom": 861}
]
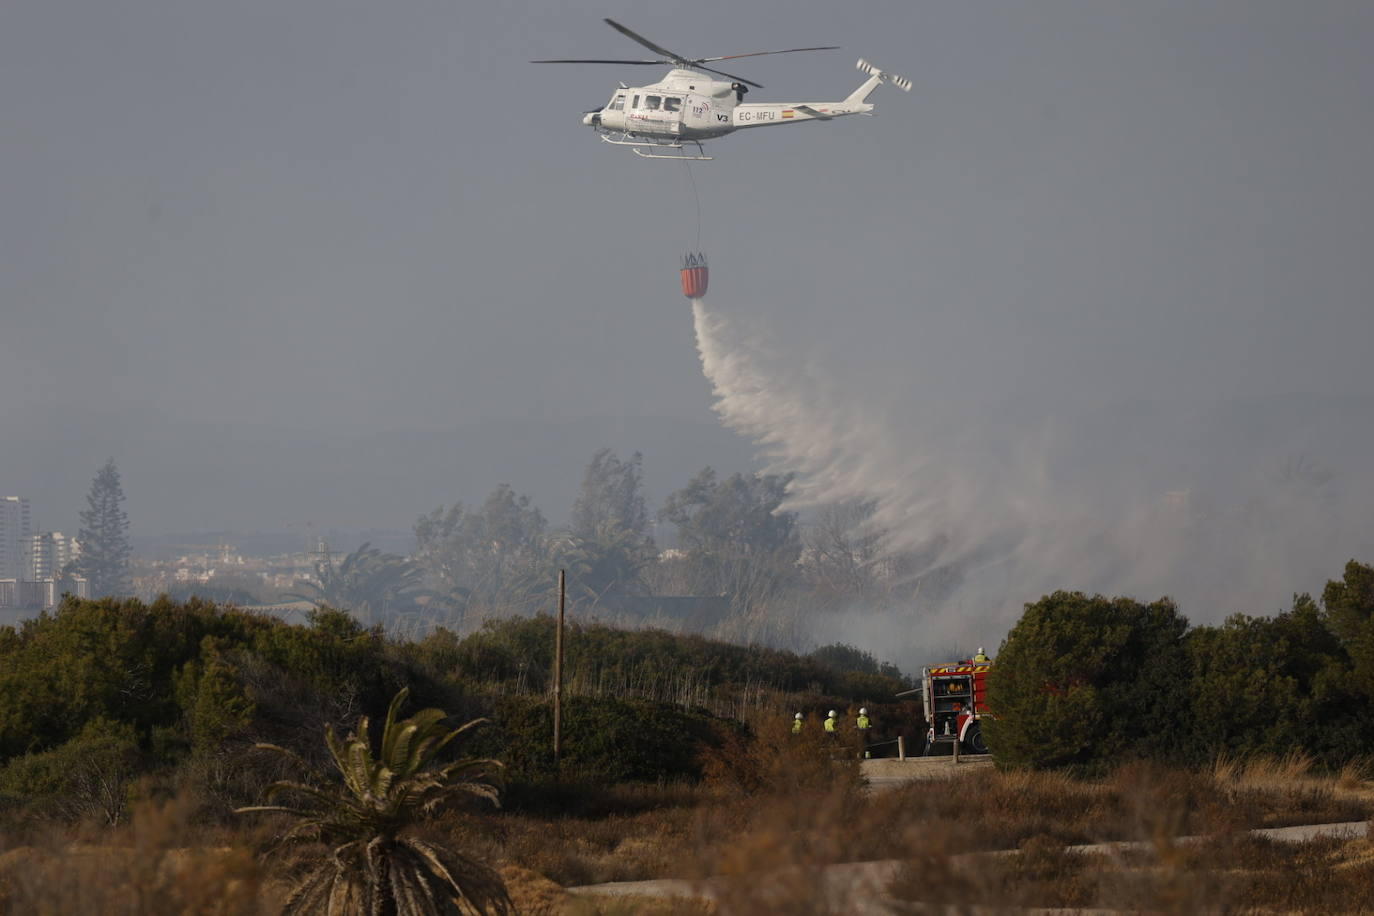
[
  {"left": 824, "top": 709, "right": 838, "bottom": 740},
  {"left": 856, "top": 707, "right": 872, "bottom": 758},
  {"left": 792, "top": 711, "right": 804, "bottom": 735},
  {"left": 974, "top": 646, "right": 990, "bottom": 663}
]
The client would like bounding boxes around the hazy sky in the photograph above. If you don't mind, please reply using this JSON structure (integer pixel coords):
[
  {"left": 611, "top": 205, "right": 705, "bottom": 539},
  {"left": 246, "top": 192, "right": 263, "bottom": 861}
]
[{"left": 4, "top": 1, "right": 1373, "bottom": 585}]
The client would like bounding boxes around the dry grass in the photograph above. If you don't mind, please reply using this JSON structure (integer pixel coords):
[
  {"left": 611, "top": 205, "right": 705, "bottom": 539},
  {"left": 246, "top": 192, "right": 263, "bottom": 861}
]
[
  {"left": 480, "top": 750, "right": 1374, "bottom": 914},
  {"left": 1208, "top": 751, "right": 1372, "bottom": 828},
  {"left": 0, "top": 793, "right": 282, "bottom": 914},
  {"left": 498, "top": 864, "right": 570, "bottom": 915},
  {"left": 476, "top": 801, "right": 697, "bottom": 887},
  {"left": 3, "top": 750, "right": 1373, "bottom": 913},
  {"left": 565, "top": 898, "right": 715, "bottom": 916}
]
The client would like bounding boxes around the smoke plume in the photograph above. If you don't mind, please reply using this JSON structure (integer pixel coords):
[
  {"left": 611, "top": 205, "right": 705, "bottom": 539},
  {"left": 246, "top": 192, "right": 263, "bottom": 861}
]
[{"left": 691, "top": 298, "right": 1374, "bottom": 655}]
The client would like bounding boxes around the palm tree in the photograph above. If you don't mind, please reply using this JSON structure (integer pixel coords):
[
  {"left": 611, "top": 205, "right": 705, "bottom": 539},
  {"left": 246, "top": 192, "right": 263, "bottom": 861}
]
[
  {"left": 285, "top": 542, "right": 434, "bottom": 624},
  {"left": 511, "top": 523, "right": 655, "bottom": 613},
  {"left": 237, "top": 688, "right": 512, "bottom": 915}
]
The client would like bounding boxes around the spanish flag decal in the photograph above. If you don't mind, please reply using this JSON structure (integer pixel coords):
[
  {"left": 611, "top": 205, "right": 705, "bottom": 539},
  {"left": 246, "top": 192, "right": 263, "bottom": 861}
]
[{"left": 782, "top": 109, "right": 795, "bottom": 118}]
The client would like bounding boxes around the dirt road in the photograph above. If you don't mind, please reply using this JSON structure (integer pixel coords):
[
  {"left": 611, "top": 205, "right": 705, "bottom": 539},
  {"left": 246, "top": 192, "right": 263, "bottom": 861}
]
[
  {"left": 861, "top": 754, "right": 994, "bottom": 790},
  {"left": 568, "top": 820, "right": 1370, "bottom": 911}
]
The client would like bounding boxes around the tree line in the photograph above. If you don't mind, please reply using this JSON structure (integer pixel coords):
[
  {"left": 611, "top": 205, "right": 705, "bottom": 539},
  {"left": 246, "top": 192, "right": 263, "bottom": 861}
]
[
  {"left": 406, "top": 451, "right": 807, "bottom": 632},
  {"left": 63, "top": 450, "right": 930, "bottom": 650},
  {"left": 985, "top": 559, "right": 1374, "bottom": 771},
  {"left": 295, "top": 448, "right": 925, "bottom": 648}
]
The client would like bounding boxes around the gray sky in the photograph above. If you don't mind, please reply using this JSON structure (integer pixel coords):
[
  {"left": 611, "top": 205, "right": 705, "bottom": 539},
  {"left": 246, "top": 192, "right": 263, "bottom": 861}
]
[{"left": 4, "top": 1, "right": 1373, "bottom": 623}]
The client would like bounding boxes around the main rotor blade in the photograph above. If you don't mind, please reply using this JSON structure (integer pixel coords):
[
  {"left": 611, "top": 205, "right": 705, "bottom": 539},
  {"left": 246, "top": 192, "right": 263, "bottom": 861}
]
[
  {"left": 695, "top": 65, "right": 764, "bottom": 89},
  {"left": 530, "top": 58, "right": 668, "bottom": 65},
  {"left": 603, "top": 18, "right": 687, "bottom": 64},
  {"left": 699, "top": 46, "right": 840, "bottom": 62}
]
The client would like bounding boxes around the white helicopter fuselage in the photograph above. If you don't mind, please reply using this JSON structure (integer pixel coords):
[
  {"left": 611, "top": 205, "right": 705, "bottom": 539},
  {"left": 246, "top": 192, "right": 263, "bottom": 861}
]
[{"left": 583, "top": 62, "right": 905, "bottom": 150}]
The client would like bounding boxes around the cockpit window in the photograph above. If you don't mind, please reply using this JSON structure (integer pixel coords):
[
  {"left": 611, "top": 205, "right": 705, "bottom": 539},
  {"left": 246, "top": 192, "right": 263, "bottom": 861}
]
[
  {"left": 645, "top": 95, "right": 662, "bottom": 110},
  {"left": 609, "top": 95, "right": 625, "bottom": 111},
  {"left": 663, "top": 97, "right": 681, "bottom": 112}
]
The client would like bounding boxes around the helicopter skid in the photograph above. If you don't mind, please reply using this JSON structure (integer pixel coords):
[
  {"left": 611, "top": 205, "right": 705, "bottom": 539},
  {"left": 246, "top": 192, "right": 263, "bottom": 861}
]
[
  {"left": 598, "top": 131, "right": 712, "bottom": 161},
  {"left": 632, "top": 147, "right": 712, "bottom": 161}
]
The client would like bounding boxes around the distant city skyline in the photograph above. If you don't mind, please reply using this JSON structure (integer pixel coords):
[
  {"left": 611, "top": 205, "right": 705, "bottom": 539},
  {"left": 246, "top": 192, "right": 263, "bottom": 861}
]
[{"left": 0, "top": 495, "right": 88, "bottom": 612}]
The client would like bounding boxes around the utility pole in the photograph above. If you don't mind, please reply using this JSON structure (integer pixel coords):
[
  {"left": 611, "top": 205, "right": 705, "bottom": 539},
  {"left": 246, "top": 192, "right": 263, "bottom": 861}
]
[{"left": 553, "top": 569, "right": 565, "bottom": 765}]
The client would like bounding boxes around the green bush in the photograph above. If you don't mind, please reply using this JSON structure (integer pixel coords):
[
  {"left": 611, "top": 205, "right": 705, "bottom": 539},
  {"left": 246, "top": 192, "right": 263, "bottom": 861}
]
[
  {"left": 983, "top": 591, "right": 1189, "bottom": 771},
  {"left": 0, "top": 599, "right": 461, "bottom": 779},
  {"left": 1187, "top": 592, "right": 1374, "bottom": 763},
  {"left": 0, "top": 718, "right": 141, "bottom": 823},
  {"left": 1323, "top": 561, "right": 1374, "bottom": 695},
  {"left": 480, "top": 694, "right": 736, "bottom": 788},
  {"left": 984, "top": 565, "right": 1374, "bottom": 771},
  {"left": 174, "top": 637, "right": 256, "bottom": 754},
  {"left": 808, "top": 643, "right": 904, "bottom": 681},
  {"left": 412, "top": 616, "right": 908, "bottom": 702},
  {"left": 0, "top": 596, "right": 262, "bottom": 758}
]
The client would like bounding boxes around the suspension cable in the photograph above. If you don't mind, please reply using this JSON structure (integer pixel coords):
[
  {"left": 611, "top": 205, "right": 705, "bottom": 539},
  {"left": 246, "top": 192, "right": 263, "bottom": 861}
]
[{"left": 682, "top": 157, "right": 702, "bottom": 251}]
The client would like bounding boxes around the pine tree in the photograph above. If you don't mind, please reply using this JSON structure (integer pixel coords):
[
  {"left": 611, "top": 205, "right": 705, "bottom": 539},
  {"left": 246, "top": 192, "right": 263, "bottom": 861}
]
[{"left": 75, "top": 458, "right": 132, "bottom": 597}]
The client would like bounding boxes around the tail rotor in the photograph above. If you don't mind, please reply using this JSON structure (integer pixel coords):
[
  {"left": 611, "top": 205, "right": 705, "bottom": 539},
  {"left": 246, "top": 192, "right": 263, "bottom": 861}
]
[{"left": 857, "top": 58, "right": 912, "bottom": 92}]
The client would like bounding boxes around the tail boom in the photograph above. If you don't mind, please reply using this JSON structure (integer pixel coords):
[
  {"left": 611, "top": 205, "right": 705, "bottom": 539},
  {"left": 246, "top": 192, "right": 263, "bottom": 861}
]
[{"left": 721, "top": 57, "right": 911, "bottom": 131}]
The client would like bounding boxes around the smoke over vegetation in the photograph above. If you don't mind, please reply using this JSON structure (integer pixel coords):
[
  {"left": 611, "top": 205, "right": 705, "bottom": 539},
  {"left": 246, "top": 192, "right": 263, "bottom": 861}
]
[{"left": 692, "top": 298, "right": 1374, "bottom": 653}]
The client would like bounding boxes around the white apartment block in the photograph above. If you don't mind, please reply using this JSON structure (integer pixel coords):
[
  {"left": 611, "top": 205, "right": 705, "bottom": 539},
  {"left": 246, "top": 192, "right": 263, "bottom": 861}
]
[
  {"left": 26, "top": 531, "right": 80, "bottom": 580},
  {"left": 0, "top": 575, "right": 89, "bottom": 610},
  {"left": 0, "top": 497, "right": 32, "bottom": 580},
  {"left": 0, "top": 501, "right": 90, "bottom": 612}
]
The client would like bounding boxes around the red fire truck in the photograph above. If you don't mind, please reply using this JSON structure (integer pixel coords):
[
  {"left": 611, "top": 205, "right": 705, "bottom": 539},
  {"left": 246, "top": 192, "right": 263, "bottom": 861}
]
[{"left": 899, "top": 657, "right": 992, "bottom": 755}]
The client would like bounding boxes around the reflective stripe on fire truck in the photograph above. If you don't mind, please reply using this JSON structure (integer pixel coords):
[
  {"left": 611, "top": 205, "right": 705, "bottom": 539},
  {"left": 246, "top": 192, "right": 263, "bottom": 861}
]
[{"left": 928, "top": 665, "right": 991, "bottom": 675}]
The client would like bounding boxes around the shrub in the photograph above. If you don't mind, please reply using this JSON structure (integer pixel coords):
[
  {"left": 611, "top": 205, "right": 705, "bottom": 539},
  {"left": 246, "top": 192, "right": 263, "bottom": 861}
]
[
  {"left": 698, "top": 715, "right": 847, "bottom": 796},
  {"left": 808, "top": 642, "right": 904, "bottom": 681},
  {"left": 1185, "top": 597, "right": 1370, "bottom": 763},
  {"left": 1323, "top": 561, "right": 1374, "bottom": 699},
  {"left": 414, "top": 616, "right": 908, "bottom": 703},
  {"left": 0, "top": 596, "right": 261, "bottom": 758},
  {"left": 483, "top": 694, "right": 735, "bottom": 789},
  {"left": 983, "top": 591, "right": 1189, "bottom": 771},
  {"left": 0, "top": 718, "right": 141, "bottom": 823}
]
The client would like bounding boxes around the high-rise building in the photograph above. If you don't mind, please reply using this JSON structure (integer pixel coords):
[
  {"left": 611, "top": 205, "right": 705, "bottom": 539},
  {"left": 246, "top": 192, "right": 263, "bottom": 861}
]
[
  {"left": 0, "top": 498, "right": 32, "bottom": 580},
  {"left": 26, "top": 531, "right": 80, "bottom": 580}
]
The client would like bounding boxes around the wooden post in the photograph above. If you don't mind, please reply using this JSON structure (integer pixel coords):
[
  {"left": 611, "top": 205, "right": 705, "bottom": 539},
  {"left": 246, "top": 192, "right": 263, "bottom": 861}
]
[
  {"left": 553, "top": 569, "right": 565, "bottom": 766},
  {"left": 898, "top": 735, "right": 906, "bottom": 761},
  {"left": 953, "top": 735, "right": 961, "bottom": 765}
]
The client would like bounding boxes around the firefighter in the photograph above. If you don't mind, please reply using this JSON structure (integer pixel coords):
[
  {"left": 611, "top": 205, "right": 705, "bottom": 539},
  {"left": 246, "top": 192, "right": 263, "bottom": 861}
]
[
  {"left": 856, "top": 707, "right": 872, "bottom": 759},
  {"left": 792, "top": 712, "right": 803, "bottom": 735},
  {"left": 824, "top": 709, "right": 837, "bottom": 739},
  {"left": 974, "top": 647, "right": 990, "bottom": 663}
]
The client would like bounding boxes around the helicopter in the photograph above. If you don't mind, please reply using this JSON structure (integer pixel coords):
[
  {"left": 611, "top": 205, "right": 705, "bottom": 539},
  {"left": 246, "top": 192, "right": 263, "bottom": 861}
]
[{"left": 533, "top": 19, "right": 911, "bottom": 160}]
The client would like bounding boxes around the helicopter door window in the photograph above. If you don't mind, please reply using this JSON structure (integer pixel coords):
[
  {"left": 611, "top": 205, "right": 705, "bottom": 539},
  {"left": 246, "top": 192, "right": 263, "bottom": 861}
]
[
  {"left": 631, "top": 95, "right": 640, "bottom": 109},
  {"left": 609, "top": 95, "right": 625, "bottom": 111},
  {"left": 663, "top": 97, "right": 681, "bottom": 112},
  {"left": 645, "top": 95, "right": 662, "bottom": 110}
]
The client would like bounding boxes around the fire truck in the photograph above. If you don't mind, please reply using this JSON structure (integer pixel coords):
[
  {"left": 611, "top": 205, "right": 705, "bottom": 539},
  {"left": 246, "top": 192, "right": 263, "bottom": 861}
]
[{"left": 898, "top": 656, "right": 992, "bottom": 755}]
